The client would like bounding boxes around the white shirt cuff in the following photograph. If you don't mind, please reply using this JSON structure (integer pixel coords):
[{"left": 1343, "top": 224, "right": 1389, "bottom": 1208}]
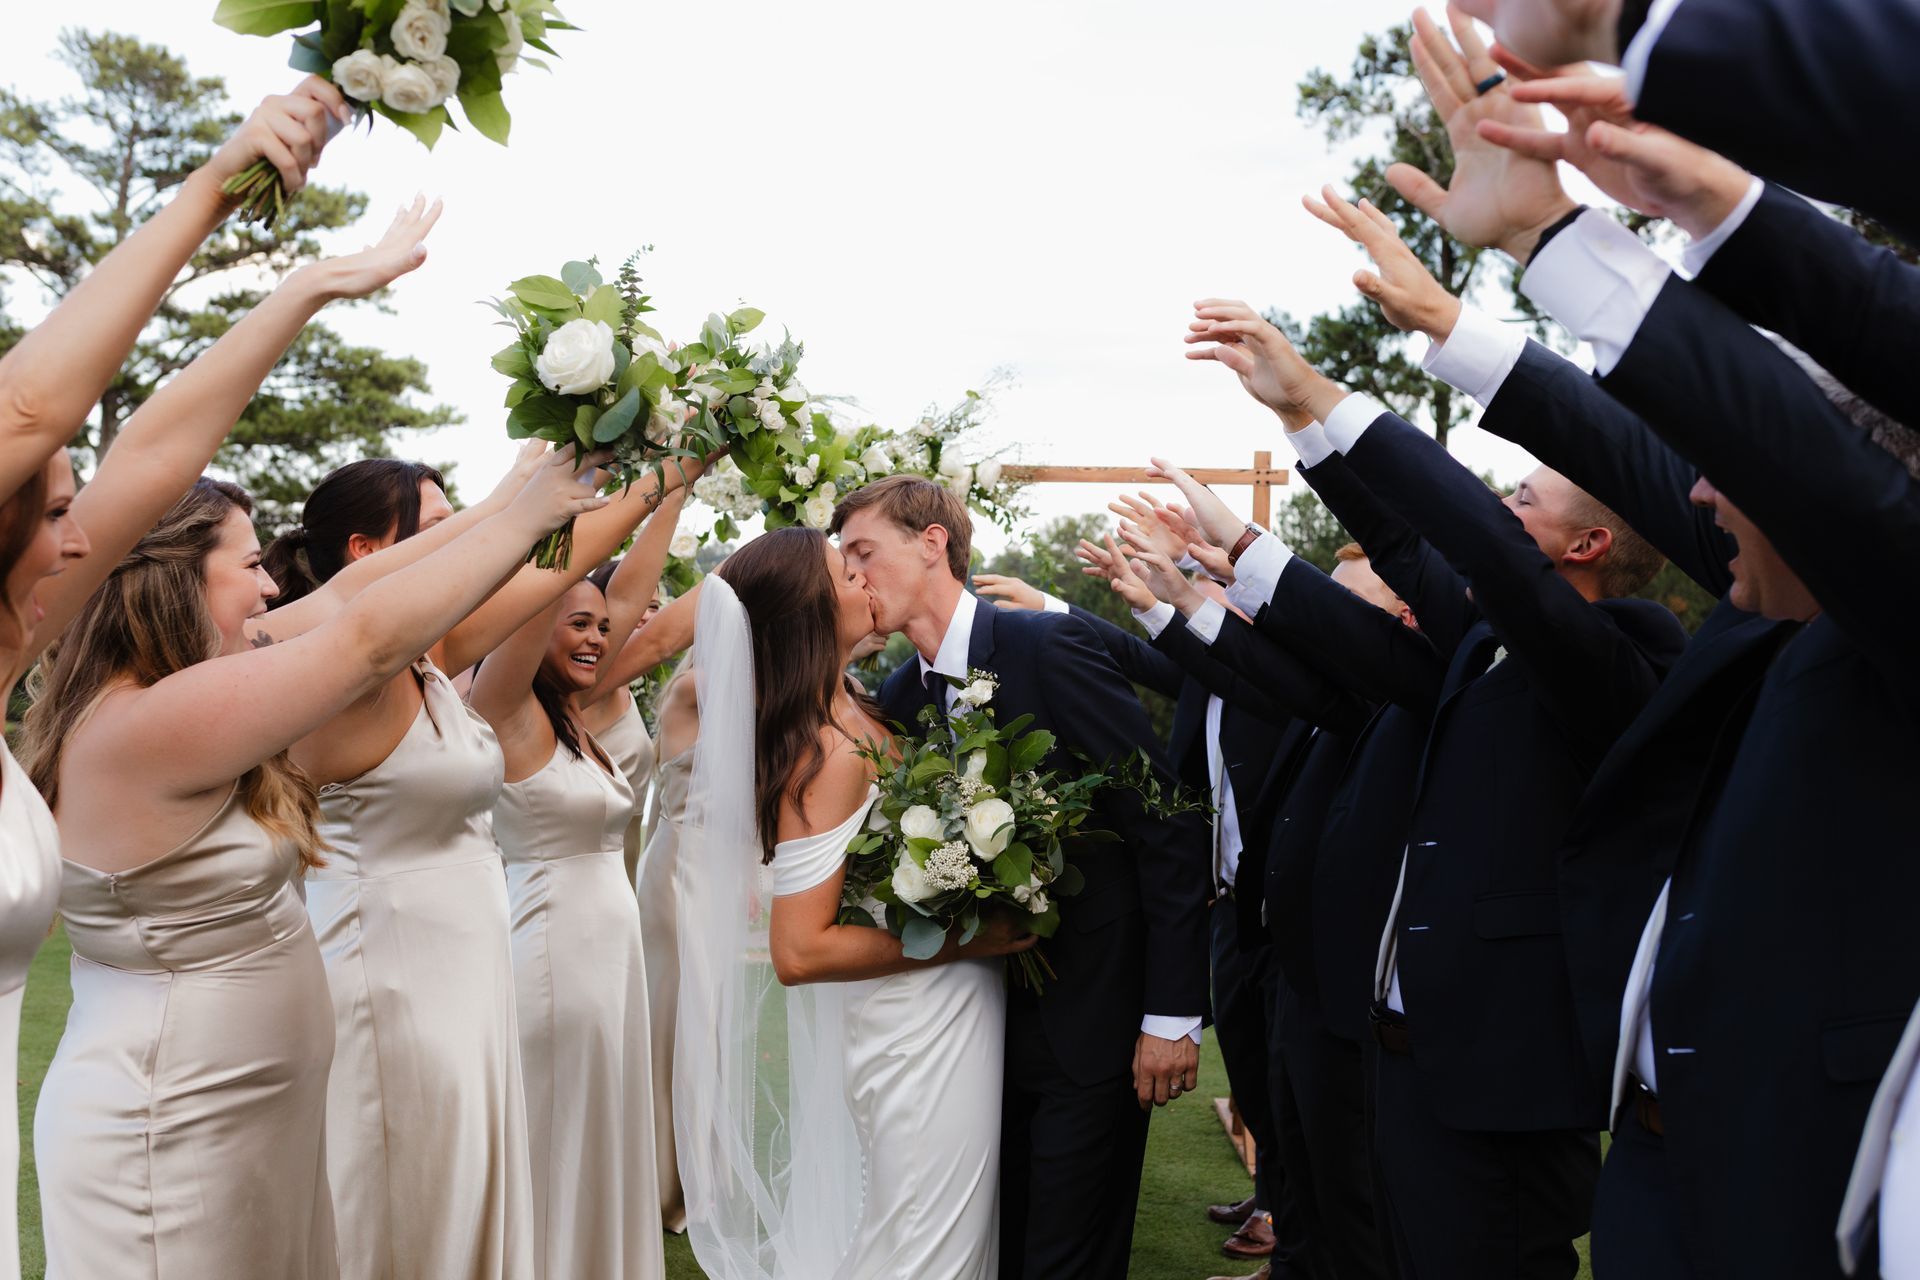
[
  {"left": 1224, "top": 532, "right": 1292, "bottom": 616},
  {"left": 1141, "top": 1014, "right": 1204, "bottom": 1046},
  {"left": 1420, "top": 305, "right": 1527, "bottom": 407},
  {"left": 1679, "top": 174, "right": 1764, "bottom": 277},
  {"left": 1176, "top": 551, "right": 1206, "bottom": 575},
  {"left": 1040, "top": 591, "right": 1070, "bottom": 614},
  {"left": 1289, "top": 420, "right": 1335, "bottom": 469},
  {"left": 1622, "top": 0, "right": 1687, "bottom": 103},
  {"left": 1519, "top": 208, "right": 1672, "bottom": 376},
  {"left": 1322, "top": 392, "right": 1389, "bottom": 454},
  {"left": 1185, "top": 596, "right": 1226, "bottom": 645},
  {"left": 1132, "top": 600, "right": 1176, "bottom": 638}
]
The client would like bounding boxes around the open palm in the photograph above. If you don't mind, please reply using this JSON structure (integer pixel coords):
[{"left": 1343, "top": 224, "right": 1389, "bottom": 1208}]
[{"left": 319, "top": 195, "right": 445, "bottom": 300}]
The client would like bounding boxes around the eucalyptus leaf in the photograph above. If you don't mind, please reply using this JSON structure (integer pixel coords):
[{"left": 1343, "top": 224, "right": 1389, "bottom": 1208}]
[
  {"left": 900, "top": 917, "right": 946, "bottom": 961},
  {"left": 573, "top": 404, "right": 600, "bottom": 449},
  {"left": 213, "top": 0, "right": 319, "bottom": 36},
  {"left": 562, "top": 260, "right": 601, "bottom": 295},
  {"left": 592, "top": 387, "right": 642, "bottom": 443},
  {"left": 508, "top": 274, "right": 578, "bottom": 311}
]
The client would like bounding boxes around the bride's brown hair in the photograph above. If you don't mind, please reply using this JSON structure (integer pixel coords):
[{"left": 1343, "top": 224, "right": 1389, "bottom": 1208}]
[
  {"left": 715, "top": 527, "right": 883, "bottom": 863},
  {"left": 22, "top": 479, "right": 326, "bottom": 867}
]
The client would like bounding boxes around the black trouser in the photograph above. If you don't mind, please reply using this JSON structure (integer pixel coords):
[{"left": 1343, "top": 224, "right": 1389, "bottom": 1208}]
[
  {"left": 1372, "top": 1037, "right": 1600, "bottom": 1280},
  {"left": 1590, "top": 1092, "right": 1700, "bottom": 1279},
  {"left": 1214, "top": 895, "right": 1316, "bottom": 1277},
  {"left": 999, "top": 998, "right": 1151, "bottom": 1280},
  {"left": 1277, "top": 987, "right": 1393, "bottom": 1280}
]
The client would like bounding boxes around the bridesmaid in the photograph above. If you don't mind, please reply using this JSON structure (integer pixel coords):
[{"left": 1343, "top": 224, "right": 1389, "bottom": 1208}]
[
  {"left": 256, "top": 446, "right": 705, "bottom": 1279},
  {"left": 469, "top": 492, "right": 694, "bottom": 1278},
  {"left": 0, "top": 78, "right": 349, "bottom": 1280},
  {"left": 19, "top": 450, "right": 606, "bottom": 1277}
]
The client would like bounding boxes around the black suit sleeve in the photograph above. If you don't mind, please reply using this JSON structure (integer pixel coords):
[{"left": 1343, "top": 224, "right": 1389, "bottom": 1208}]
[
  {"left": 1633, "top": 0, "right": 1920, "bottom": 247},
  {"left": 1693, "top": 182, "right": 1920, "bottom": 427},
  {"left": 1063, "top": 604, "right": 1185, "bottom": 700},
  {"left": 1340, "top": 409, "right": 1671, "bottom": 758},
  {"left": 1155, "top": 608, "right": 1372, "bottom": 737},
  {"left": 1599, "top": 275, "right": 1920, "bottom": 707},
  {"left": 1296, "top": 447, "right": 1477, "bottom": 661},
  {"left": 1479, "top": 339, "right": 1734, "bottom": 596},
  {"left": 1250, "top": 554, "right": 1449, "bottom": 715},
  {"left": 1039, "top": 613, "right": 1212, "bottom": 1020}
]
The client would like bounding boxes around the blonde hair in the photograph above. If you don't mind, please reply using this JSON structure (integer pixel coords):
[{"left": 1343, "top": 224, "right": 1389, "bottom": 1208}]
[{"left": 21, "top": 478, "right": 325, "bottom": 867}]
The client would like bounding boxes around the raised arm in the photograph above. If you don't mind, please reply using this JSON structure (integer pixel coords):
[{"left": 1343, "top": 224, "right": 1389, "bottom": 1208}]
[
  {"left": 596, "top": 579, "right": 702, "bottom": 694},
  {"left": 79, "top": 448, "right": 608, "bottom": 811},
  {"left": 434, "top": 455, "right": 709, "bottom": 676},
  {"left": 35, "top": 198, "right": 443, "bottom": 660},
  {"left": 585, "top": 487, "right": 687, "bottom": 704},
  {"left": 0, "top": 79, "right": 350, "bottom": 506},
  {"left": 467, "top": 595, "right": 566, "bottom": 773}
]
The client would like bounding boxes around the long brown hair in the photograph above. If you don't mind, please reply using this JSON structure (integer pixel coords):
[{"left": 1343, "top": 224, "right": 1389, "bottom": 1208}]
[
  {"left": 715, "top": 528, "right": 882, "bottom": 862},
  {"left": 0, "top": 458, "right": 50, "bottom": 653},
  {"left": 21, "top": 478, "right": 326, "bottom": 867},
  {"left": 260, "top": 458, "right": 447, "bottom": 605}
]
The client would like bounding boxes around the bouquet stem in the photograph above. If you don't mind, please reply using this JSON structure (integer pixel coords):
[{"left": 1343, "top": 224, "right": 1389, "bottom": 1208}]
[
  {"left": 1010, "top": 948, "right": 1057, "bottom": 994},
  {"left": 528, "top": 519, "right": 575, "bottom": 571},
  {"left": 220, "top": 158, "right": 288, "bottom": 229}
]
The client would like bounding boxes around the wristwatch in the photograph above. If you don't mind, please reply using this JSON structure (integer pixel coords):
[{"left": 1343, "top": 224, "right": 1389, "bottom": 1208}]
[{"left": 1226, "top": 523, "right": 1263, "bottom": 568}]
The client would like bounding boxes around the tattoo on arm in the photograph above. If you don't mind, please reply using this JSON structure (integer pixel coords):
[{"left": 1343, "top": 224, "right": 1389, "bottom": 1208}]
[{"left": 248, "top": 630, "right": 276, "bottom": 649}]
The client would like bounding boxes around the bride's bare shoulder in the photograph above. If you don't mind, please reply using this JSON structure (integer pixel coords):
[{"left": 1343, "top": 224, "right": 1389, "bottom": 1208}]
[{"left": 778, "top": 726, "right": 878, "bottom": 842}]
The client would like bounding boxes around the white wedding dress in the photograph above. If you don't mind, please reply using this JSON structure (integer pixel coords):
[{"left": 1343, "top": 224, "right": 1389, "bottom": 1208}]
[{"left": 675, "top": 577, "right": 1003, "bottom": 1280}]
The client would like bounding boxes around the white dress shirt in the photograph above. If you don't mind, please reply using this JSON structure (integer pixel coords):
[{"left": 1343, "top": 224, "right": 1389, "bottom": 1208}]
[
  {"left": 1126, "top": 601, "right": 1242, "bottom": 893},
  {"left": 916, "top": 587, "right": 980, "bottom": 709},
  {"left": 1032, "top": 592, "right": 1202, "bottom": 1047},
  {"left": 1519, "top": 208, "right": 1673, "bottom": 376},
  {"left": 1679, "top": 175, "right": 1765, "bottom": 278},
  {"left": 1420, "top": 305, "right": 1528, "bottom": 408},
  {"left": 1621, "top": 0, "right": 1689, "bottom": 105}
]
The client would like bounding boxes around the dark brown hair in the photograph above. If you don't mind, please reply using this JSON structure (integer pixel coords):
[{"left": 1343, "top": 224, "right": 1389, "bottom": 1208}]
[
  {"left": 716, "top": 527, "right": 883, "bottom": 862},
  {"left": 261, "top": 459, "right": 447, "bottom": 604},
  {"left": 830, "top": 474, "right": 972, "bottom": 580},
  {"left": 0, "top": 457, "right": 51, "bottom": 651},
  {"left": 535, "top": 581, "right": 603, "bottom": 763},
  {"left": 22, "top": 478, "right": 326, "bottom": 867}
]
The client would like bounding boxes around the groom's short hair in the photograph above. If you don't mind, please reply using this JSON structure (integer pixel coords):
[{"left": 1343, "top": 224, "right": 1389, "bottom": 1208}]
[{"left": 831, "top": 475, "right": 972, "bottom": 581}]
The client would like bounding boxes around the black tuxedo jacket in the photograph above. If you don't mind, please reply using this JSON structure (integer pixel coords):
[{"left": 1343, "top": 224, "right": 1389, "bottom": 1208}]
[
  {"left": 1632, "top": 0, "right": 1920, "bottom": 246},
  {"left": 879, "top": 599, "right": 1213, "bottom": 1087},
  {"left": 1340, "top": 409, "right": 1687, "bottom": 1131},
  {"left": 1590, "top": 271, "right": 1920, "bottom": 1273},
  {"left": 1471, "top": 341, "right": 1804, "bottom": 1107},
  {"left": 1693, "top": 182, "right": 1920, "bottom": 429}
]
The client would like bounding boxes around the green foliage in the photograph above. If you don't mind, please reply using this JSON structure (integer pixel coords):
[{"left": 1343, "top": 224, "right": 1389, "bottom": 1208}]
[{"left": 0, "top": 30, "right": 457, "bottom": 525}]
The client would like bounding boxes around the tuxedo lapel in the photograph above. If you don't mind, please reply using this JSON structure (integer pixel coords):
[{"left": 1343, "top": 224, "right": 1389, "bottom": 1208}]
[
  {"left": 966, "top": 595, "right": 997, "bottom": 673},
  {"left": 1409, "top": 620, "right": 1503, "bottom": 800}
]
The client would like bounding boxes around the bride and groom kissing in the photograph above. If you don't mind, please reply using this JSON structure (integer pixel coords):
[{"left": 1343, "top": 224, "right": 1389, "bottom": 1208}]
[{"left": 674, "top": 473, "right": 1214, "bottom": 1279}]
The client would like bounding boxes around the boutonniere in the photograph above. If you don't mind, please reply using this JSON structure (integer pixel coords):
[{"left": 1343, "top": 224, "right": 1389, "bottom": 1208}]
[{"left": 1492, "top": 645, "right": 1510, "bottom": 666}]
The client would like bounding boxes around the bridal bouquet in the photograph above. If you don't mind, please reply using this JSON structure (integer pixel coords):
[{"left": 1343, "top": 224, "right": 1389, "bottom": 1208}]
[
  {"left": 886, "top": 378, "right": 1029, "bottom": 534},
  {"left": 213, "top": 0, "right": 572, "bottom": 226},
  {"left": 844, "top": 670, "right": 1201, "bottom": 989},
  {"left": 491, "top": 254, "right": 680, "bottom": 566}
]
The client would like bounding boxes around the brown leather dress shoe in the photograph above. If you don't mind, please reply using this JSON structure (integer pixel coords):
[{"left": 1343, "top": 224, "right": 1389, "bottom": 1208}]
[
  {"left": 1206, "top": 1193, "right": 1258, "bottom": 1225},
  {"left": 1204, "top": 1263, "right": 1271, "bottom": 1280},
  {"left": 1220, "top": 1211, "right": 1276, "bottom": 1259}
]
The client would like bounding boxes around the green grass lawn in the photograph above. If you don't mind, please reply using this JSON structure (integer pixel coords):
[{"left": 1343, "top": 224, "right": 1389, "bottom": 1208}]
[{"left": 16, "top": 925, "right": 1590, "bottom": 1278}]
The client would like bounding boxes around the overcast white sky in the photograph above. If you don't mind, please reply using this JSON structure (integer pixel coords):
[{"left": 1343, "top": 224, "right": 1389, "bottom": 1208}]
[{"left": 10, "top": 1, "right": 1636, "bottom": 556}]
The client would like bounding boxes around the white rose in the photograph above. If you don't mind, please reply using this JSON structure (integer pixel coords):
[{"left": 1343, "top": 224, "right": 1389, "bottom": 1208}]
[
  {"left": 964, "top": 751, "right": 988, "bottom": 782},
  {"left": 914, "top": 418, "right": 939, "bottom": 439},
  {"left": 956, "top": 677, "right": 995, "bottom": 708},
  {"left": 533, "top": 319, "right": 617, "bottom": 396},
  {"left": 963, "top": 797, "right": 1015, "bottom": 860},
  {"left": 975, "top": 458, "right": 1003, "bottom": 490},
  {"left": 802, "top": 494, "right": 835, "bottom": 529},
  {"left": 866, "top": 806, "right": 892, "bottom": 833},
  {"left": 777, "top": 381, "right": 807, "bottom": 403},
  {"left": 1012, "top": 883, "right": 1032, "bottom": 904},
  {"left": 858, "top": 445, "right": 892, "bottom": 476},
  {"left": 419, "top": 54, "right": 460, "bottom": 104},
  {"left": 497, "top": 10, "right": 525, "bottom": 73},
  {"left": 939, "top": 463, "right": 974, "bottom": 495},
  {"left": 752, "top": 378, "right": 776, "bottom": 404},
  {"left": 818, "top": 480, "right": 837, "bottom": 502},
  {"left": 1027, "top": 889, "right": 1050, "bottom": 915},
  {"left": 332, "top": 49, "right": 387, "bottom": 102},
  {"left": 756, "top": 399, "right": 786, "bottom": 432},
  {"left": 390, "top": 1, "right": 451, "bottom": 61},
  {"left": 788, "top": 463, "right": 816, "bottom": 489},
  {"left": 891, "top": 857, "right": 933, "bottom": 904},
  {"left": 669, "top": 530, "right": 699, "bottom": 559},
  {"left": 899, "top": 805, "right": 943, "bottom": 844},
  {"left": 631, "top": 332, "right": 674, "bottom": 368},
  {"left": 379, "top": 58, "right": 440, "bottom": 114}
]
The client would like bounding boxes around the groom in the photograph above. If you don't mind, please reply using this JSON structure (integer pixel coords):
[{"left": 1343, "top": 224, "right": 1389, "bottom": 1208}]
[{"left": 834, "top": 476, "right": 1213, "bottom": 1279}]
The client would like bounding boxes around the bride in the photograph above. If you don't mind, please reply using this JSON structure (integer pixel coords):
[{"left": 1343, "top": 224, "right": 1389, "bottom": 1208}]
[{"left": 675, "top": 526, "right": 1035, "bottom": 1279}]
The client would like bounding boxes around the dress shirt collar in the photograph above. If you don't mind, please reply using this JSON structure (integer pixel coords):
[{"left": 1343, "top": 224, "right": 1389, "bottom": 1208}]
[{"left": 917, "top": 587, "right": 978, "bottom": 686}]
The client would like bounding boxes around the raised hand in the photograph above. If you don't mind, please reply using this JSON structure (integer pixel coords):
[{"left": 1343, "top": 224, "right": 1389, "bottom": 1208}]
[
  {"left": 203, "top": 76, "right": 353, "bottom": 197},
  {"left": 1146, "top": 457, "right": 1249, "bottom": 551},
  {"left": 1303, "top": 186, "right": 1464, "bottom": 338},
  {"left": 506, "top": 445, "right": 615, "bottom": 536},
  {"left": 1453, "top": 0, "right": 1623, "bottom": 70},
  {"left": 301, "top": 195, "right": 444, "bottom": 301},
  {"left": 1388, "top": 6, "right": 1578, "bottom": 261},
  {"left": 1108, "top": 493, "right": 1189, "bottom": 562},
  {"left": 1117, "top": 531, "right": 1202, "bottom": 615},
  {"left": 972, "top": 573, "right": 1048, "bottom": 612},
  {"left": 1185, "top": 300, "right": 1344, "bottom": 423},
  {"left": 1073, "top": 536, "right": 1158, "bottom": 613},
  {"left": 1490, "top": 55, "right": 1753, "bottom": 238}
]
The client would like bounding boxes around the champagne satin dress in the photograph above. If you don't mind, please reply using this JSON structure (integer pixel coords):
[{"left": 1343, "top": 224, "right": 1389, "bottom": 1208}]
[
  {"left": 638, "top": 743, "right": 693, "bottom": 1232},
  {"left": 307, "top": 664, "right": 534, "bottom": 1279},
  {"left": 0, "top": 741, "right": 60, "bottom": 1280},
  {"left": 596, "top": 693, "right": 655, "bottom": 886},
  {"left": 36, "top": 785, "right": 336, "bottom": 1277},
  {"left": 494, "top": 736, "right": 664, "bottom": 1279}
]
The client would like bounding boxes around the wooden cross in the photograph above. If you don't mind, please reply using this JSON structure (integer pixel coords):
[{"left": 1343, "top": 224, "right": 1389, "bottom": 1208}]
[{"left": 1003, "top": 450, "right": 1289, "bottom": 528}]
